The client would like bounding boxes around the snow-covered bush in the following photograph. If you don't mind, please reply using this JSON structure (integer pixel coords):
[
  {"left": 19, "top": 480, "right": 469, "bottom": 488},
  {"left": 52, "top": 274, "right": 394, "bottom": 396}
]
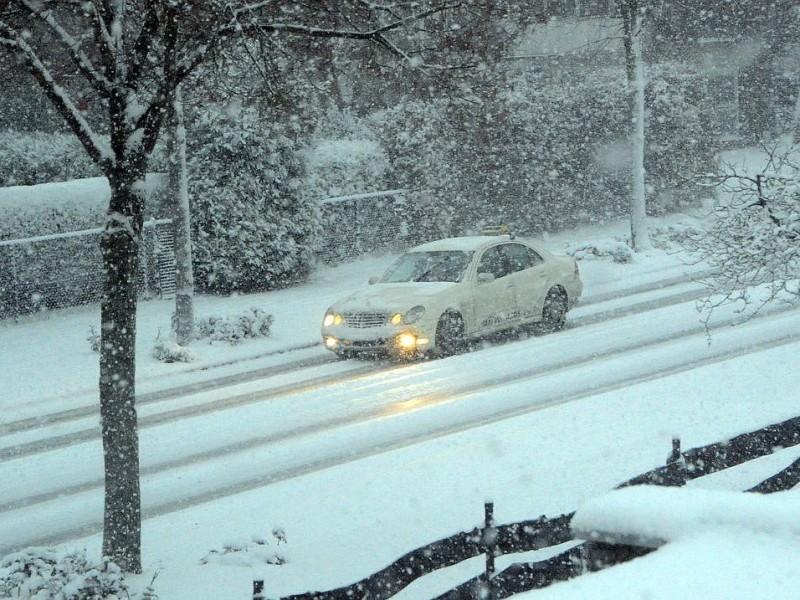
[
  {"left": 370, "top": 99, "right": 462, "bottom": 241},
  {"left": 187, "top": 106, "right": 321, "bottom": 293},
  {"left": 372, "top": 66, "right": 716, "bottom": 238},
  {"left": 0, "top": 548, "right": 129, "bottom": 599},
  {"left": 565, "top": 240, "right": 634, "bottom": 264},
  {"left": 200, "top": 530, "right": 287, "bottom": 568},
  {"left": 151, "top": 341, "right": 198, "bottom": 363},
  {"left": 193, "top": 308, "right": 275, "bottom": 345},
  {"left": 492, "top": 70, "right": 630, "bottom": 233},
  {"left": 302, "top": 108, "right": 389, "bottom": 200},
  {"left": 645, "top": 64, "right": 715, "bottom": 215},
  {"left": 0, "top": 131, "right": 100, "bottom": 187},
  {"left": 650, "top": 221, "right": 704, "bottom": 249}
]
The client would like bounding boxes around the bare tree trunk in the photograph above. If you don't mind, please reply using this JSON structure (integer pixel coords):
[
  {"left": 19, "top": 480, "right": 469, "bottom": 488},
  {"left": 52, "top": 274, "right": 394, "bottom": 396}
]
[
  {"left": 620, "top": 0, "right": 650, "bottom": 251},
  {"left": 790, "top": 81, "right": 800, "bottom": 147},
  {"left": 99, "top": 168, "right": 144, "bottom": 574},
  {"left": 167, "top": 85, "right": 195, "bottom": 345}
]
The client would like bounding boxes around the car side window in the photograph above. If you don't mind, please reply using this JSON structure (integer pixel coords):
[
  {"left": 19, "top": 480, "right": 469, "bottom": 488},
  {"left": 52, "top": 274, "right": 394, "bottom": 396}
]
[
  {"left": 500, "top": 243, "right": 544, "bottom": 274},
  {"left": 503, "top": 243, "right": 533, "bottom": 274},
  {"left": 525, "top": 246, "right": 545, "bottom": 268},
  {"left": 477, "top": 246, "right": 511, "bottom": 279}
]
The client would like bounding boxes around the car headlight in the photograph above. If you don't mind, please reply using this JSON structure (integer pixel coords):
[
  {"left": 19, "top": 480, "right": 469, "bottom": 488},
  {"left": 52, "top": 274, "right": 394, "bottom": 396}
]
[
  {"left": 403, "top": 305, "right": 425, "bottom": 324},
  {"left": 323, "top": 309, "right": 342, "bottom": 327}
]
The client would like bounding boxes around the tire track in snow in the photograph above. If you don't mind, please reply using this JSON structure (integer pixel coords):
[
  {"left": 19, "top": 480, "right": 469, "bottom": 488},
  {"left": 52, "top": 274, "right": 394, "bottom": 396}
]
[
  {"left": 0, "top": 270, "right": 712, "bottom": 444},
  {"left": 0, "top": 308, "right": 797, "bottom": 555}
]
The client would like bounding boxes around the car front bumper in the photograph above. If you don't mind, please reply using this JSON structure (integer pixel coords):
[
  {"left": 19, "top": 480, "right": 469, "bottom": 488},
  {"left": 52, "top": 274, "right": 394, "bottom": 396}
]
[{"left": 321, "top": 324, "right": 432, "bottom": 358}]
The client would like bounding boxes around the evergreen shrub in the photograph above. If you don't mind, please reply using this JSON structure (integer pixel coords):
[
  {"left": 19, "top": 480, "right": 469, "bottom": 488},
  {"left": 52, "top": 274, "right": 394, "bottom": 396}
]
[{"left": 187, "top": 106, "right": 321, "bottom": 293}]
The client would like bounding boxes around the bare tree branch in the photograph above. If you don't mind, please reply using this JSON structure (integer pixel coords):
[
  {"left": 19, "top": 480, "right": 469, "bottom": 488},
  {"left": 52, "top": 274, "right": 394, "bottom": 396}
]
[
  {"left": 22, "top": 0, "right": 112, "bottom": 94},
  {"left": 0, "top": 19, "right": 111, "bottom": 168}
]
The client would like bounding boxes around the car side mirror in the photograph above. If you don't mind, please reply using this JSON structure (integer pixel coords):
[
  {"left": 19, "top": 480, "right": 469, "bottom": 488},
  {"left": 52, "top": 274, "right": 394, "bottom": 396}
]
[
  {"left": 477, "top": 272, "right": 495, "bottom": 284},
  {"left": 368, "top": 276, "right": 379, "bottom": 285}
]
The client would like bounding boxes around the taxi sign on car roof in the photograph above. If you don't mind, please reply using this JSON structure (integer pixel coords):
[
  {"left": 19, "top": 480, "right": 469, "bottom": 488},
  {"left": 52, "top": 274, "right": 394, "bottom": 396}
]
[{"left": 482, "top": 224, "right": 515, "bottom": 239}]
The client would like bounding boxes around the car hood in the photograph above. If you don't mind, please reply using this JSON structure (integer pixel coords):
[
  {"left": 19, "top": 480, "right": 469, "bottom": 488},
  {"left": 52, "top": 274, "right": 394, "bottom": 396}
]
[{"left": 332, "top": 282, "right": 456, "bottom": 312}]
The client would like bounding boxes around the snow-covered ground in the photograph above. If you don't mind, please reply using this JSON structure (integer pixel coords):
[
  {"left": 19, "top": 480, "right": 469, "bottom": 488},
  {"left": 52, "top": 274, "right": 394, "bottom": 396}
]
[{"left": 2, "top": 213, "right": 800, "bottom": 599}]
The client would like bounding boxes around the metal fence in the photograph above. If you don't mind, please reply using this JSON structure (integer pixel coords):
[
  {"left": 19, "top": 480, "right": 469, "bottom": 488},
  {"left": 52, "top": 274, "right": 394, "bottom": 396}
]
[
  {"left": 0, "top": 219, "right": 175, "bottom": 319},
  {"left": 0, "top": 188, "right": 426, "bottom": 319},
  {"left": 255, "top": 412, "right": 800, "bottom": 600},
  {"left": 317, "top": 189, "right": 435, "bottom": 263}
]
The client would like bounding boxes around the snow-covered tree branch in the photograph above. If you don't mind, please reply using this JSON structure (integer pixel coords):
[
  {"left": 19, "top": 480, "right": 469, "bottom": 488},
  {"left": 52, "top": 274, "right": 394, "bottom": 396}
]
[{"left": 687, "top": 146, "right": 800, "bottom": 319}]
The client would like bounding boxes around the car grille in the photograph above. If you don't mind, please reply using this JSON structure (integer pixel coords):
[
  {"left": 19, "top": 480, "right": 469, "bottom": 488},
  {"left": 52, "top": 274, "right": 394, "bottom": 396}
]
[{"left": 342, "top": 312, "right": 389, "bottom": 328}]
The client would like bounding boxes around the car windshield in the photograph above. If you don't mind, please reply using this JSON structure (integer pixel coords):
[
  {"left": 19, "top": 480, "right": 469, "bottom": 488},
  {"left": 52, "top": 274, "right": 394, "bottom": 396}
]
[{"left": 380, "top": 250, "right": 474, "bottom": 283}]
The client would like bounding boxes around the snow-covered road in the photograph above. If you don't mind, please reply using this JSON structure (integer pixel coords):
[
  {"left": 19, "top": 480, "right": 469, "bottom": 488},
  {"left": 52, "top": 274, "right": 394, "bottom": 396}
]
[{"left": 1, "top": 266, "right": 798, "bottom": 556}]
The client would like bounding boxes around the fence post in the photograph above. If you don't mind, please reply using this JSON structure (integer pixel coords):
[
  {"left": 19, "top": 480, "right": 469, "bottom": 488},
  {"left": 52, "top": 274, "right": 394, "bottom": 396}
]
[
  {"left": 253, "top": 579, "right": 264, "bottom": 600},
  {"left": 482, "top": 501, "right": 497, "bottom": 600},
  {"left": 665, "top": 436, "right": 686, "bottom": 486}
]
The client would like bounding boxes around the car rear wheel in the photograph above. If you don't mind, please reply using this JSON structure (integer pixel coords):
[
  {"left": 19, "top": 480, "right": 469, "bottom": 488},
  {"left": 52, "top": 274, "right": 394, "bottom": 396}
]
[
  {"left": 538, "top": 288, "right": 567, "bottom": 333},
  {"left": 435, "top": 311, "right": 465, "bottom": 357}
]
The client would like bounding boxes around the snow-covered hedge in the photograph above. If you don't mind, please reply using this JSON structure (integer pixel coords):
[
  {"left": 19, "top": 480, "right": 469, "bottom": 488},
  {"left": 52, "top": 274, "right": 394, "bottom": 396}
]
[
  {"left": 301, "top": 107, "right": 389, "bottom": 200},
  {"left": 0, "top": 548, "right": 145, "bottom": 600},
  {"left": 372, "top": 66, "right": 716, "bottom": 237},
  {"left": 187, "top": 106, "right": 321, "bottom": 293},
  {"left": 645, "top": 64, "right": 714, "bottom": 215},
  {"left": 0, "top": 131, "right": 101, "bottom": 187}
]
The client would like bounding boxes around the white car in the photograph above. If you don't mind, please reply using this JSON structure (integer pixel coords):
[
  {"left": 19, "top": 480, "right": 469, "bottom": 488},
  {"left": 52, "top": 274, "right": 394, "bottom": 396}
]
[{"left": 321, "top": 234, "right": 583, "bottom": 359}]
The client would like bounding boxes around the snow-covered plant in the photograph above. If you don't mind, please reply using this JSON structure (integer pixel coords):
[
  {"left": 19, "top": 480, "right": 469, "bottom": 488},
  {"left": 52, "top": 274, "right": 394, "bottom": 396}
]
[
  {"left": 200, "top": 532, "right": 286, "bottom": 567},
  {"left": 187, "top": 105, "right": 321, "bottom": 294},
  {"left": 193, "top": 308, "right": 275, "bottom": 345},
  {"left": 87, "top": 327, "right": 101, "bottom": 353},
  {"left": 200, "top": 530, "right": 287, "bottom": 568},
  {"left": 564, "top": 240, "right": 634, "bottom": 264},
  {"left": 645, "top": 64, "right": 714, "bottom": 215},
  {"left": 151, "top": 340, "right": 198, "bottom": 363},
  {"left": 370, "top": 98, "right": 469, "bottom": 241},
  {"left": 0, "top": 548, "right": 128, "bottom": 599},
  {"left": 685, "top": 147, "right": 800, "bottom": 315}
]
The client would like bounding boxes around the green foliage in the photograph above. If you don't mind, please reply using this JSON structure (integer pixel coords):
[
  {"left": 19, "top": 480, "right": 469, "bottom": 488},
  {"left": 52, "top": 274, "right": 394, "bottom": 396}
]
[{"left": 187, "top": 105, "right": 321, "bottom": 293}]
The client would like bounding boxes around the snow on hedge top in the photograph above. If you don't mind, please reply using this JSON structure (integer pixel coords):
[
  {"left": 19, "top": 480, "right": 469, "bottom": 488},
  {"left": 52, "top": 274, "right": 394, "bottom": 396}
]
[
  {"left": 572, "top": 486, "right": 800, "bottom": 548},
  {"left": 0, "top": 177, "right": 110, "bottom": 213},
  {"left": 0, "top": 174, "right": 166, "bottom": 239},
  {"left": 0, "top": 174, "right": 165, "bottom": 212}
]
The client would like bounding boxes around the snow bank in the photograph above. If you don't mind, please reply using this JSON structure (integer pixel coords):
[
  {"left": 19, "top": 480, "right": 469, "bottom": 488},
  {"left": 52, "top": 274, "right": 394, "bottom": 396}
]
[{"left": 572, "top": 486, "right": 800, "bottom": 546}]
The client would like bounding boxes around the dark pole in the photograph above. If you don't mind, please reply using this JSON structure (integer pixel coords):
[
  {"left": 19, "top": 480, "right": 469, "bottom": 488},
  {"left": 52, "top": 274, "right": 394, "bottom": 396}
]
[{"left": 483, "top": 501, "right": 496, "bottom": 599}]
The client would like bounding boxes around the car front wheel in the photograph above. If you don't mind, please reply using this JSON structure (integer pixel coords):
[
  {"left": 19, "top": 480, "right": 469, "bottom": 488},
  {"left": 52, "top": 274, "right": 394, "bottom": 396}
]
[{"left": 435, "top": 311, "right": 465, "bottom": 357}]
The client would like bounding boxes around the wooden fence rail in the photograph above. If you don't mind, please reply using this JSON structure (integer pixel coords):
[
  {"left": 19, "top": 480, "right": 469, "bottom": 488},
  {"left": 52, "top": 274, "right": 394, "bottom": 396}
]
[{"left": 255, "top": 413, "right": 800, "bottom": 600}]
